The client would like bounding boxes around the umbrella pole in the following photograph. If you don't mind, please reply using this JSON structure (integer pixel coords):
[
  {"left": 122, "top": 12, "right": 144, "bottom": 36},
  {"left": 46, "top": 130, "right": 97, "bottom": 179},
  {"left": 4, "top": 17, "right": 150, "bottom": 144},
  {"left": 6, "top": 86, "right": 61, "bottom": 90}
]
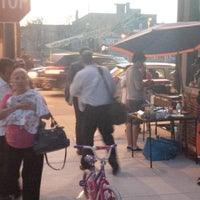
[{"left": 176, "top": 54, "right": 184, "bottom": 107}]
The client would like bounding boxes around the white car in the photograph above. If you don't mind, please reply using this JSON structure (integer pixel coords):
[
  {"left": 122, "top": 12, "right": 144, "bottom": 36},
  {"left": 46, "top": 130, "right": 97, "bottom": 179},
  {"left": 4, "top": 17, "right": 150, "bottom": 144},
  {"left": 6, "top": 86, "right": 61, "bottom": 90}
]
[{"left": 111, "top": 62, "right": 177, "bottom": 101}]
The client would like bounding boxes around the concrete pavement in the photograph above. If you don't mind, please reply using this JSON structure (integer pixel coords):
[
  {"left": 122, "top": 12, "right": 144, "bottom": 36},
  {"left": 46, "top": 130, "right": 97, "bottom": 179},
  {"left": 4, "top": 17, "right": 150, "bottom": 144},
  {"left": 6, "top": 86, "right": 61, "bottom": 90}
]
[{"left": 39, "top": 108, "right": 200, "bottom": 200}]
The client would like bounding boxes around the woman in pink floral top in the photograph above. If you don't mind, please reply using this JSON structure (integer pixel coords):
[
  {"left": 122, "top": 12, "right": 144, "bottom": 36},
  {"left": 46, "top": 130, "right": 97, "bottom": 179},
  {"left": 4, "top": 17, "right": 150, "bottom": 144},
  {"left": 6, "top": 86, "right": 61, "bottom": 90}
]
[{"left": 0, "top": 68, "right": 50, "bottom": 200}]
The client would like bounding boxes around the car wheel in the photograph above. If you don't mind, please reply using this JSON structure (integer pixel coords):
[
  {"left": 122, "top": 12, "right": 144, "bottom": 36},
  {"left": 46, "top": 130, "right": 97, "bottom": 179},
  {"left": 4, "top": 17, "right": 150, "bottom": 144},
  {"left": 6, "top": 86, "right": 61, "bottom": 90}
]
[{"left": 41, "top": 81, "right": 53, "bottom": 90}]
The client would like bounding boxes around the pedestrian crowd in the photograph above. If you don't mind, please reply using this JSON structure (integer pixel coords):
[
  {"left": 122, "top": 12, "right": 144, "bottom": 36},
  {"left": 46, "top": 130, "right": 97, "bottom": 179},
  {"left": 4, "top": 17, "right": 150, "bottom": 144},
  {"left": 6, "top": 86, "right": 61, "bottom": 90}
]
[{"left": 0, "top": 50, "right": 200, "bottom": 200}]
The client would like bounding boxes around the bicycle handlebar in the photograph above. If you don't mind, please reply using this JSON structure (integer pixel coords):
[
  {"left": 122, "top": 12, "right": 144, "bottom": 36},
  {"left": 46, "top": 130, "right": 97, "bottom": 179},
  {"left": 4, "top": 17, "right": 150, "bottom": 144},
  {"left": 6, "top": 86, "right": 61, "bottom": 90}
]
[{"left": 74, "top": 144, "right": 117, "bottom": 161}]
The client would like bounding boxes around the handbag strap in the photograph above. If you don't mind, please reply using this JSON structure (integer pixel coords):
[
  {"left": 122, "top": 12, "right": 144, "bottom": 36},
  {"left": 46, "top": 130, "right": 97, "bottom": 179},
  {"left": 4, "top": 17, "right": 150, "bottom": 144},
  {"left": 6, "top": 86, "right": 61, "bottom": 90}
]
[
  {"left": 44, "top": 148, "right": 67, "bottom": 170},
  {"left": 49, "top": 112, "right": 59, "bottom": 128},
  {"left": 97, "top": 67, "right": 114, "bottom": 100}
]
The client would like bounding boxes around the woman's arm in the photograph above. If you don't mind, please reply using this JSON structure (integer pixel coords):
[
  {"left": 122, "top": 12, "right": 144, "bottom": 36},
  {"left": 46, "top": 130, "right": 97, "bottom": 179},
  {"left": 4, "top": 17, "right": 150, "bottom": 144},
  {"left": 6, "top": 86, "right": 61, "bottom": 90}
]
[
  {"left": 0, "top": 102, "right": 27, "bottom": 120},
  {"left": 0, "top": 95, "right": 37, "bottom": 120}
]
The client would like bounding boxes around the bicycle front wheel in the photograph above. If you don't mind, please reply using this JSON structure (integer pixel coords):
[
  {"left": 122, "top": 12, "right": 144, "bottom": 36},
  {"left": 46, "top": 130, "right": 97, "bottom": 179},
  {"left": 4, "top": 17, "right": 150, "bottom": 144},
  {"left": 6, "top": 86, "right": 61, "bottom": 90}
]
[
  {"left": 82, "top": 171, "right": 97, "bottom": 200},
  {"left": 101, "top": 184, "right": 122, "bottom": 200},
  {"left": 82, "top": 171, "right": 90, "bottom": 199}
]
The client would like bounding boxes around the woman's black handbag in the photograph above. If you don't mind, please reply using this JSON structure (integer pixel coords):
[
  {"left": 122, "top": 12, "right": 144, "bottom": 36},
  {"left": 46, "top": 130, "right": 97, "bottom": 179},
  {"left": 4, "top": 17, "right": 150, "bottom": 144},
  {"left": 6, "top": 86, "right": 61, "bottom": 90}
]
[{"left": 33, "top": 114, "right": 70, "bottom": 170}]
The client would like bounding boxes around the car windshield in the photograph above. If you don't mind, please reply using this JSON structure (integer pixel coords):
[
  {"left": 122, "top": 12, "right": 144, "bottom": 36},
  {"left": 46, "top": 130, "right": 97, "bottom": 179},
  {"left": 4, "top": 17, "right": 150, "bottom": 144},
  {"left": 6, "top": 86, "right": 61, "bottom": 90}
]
[
  {"left": 55, "top": 54, "right": 80, "bottom": 66},
  {"left": 45, "top": 53, "right": 79, "bottom": 66},
  {"left": 112, "top": 56, "right": 129, "bottom": 64}
]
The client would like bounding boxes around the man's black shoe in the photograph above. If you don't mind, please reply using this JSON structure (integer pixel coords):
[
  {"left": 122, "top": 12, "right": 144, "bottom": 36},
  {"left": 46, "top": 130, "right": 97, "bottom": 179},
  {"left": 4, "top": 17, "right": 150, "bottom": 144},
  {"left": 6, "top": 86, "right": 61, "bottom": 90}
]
[{"left": 112, "top": 164, "right": 120, "bottom": 176}]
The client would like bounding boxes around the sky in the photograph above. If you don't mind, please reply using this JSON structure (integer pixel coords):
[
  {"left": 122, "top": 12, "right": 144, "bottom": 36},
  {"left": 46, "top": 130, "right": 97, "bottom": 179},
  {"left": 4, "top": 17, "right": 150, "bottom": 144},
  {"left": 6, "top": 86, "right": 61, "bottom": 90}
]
[{"left": 20, "top": 0, "right": 178, "bottom": 25}]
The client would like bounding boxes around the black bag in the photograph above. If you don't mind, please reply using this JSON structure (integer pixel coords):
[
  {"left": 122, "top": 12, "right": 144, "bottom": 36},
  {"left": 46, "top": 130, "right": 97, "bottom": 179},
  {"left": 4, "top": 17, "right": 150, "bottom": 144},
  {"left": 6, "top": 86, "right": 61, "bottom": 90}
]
[
  {"left": 97, "top": 67, "right": 126, "bottom": 125},
  {"left": 33, "top": 114, "right": 70, "bottom": 170},
  {"left": 109, "top": 100, "right": 127, "bottom": 125}
]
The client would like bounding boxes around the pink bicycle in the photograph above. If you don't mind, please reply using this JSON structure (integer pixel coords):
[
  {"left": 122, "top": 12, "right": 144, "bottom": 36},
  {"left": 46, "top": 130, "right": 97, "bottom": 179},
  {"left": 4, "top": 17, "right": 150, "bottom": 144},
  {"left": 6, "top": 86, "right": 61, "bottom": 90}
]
[{"left": 74, "top": 144, "right": 121, "bottom": 200}]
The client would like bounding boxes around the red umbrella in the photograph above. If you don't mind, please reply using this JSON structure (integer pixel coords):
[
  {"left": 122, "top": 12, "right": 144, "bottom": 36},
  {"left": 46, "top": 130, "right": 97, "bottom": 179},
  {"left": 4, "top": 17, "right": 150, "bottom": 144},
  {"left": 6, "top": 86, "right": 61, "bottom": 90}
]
[{"left": 109, "top": 21, "right": 200, "bottom": 57}]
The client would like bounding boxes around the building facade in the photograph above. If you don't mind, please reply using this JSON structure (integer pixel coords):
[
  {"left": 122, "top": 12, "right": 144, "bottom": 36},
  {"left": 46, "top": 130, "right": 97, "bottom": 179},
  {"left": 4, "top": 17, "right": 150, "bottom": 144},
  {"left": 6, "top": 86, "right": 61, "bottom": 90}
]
[{"left": 20, "top": 3, "right": 157, "bottom": 59}]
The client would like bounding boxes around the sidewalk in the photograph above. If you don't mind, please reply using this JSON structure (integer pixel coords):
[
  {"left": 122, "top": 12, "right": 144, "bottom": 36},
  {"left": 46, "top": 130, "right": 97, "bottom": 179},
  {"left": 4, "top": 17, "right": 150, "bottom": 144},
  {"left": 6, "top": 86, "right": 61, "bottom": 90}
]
[{"left": 40, "top": 114, "right": 200, "bottom": 200}]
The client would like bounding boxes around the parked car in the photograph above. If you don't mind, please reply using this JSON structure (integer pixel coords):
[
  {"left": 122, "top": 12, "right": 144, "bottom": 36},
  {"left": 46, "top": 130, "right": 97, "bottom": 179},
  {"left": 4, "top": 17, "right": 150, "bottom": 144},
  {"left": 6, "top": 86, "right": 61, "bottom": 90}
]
[
  {"left": 112, "top": 62, "right": 177, "bottom": 100},
  {"left": 28, "top": 52, "right": 131, "bottom": 90},
  {"left": 112, "top": 62, "right": 176, "bottom": 80},
  {"left": 145, "top": 62, "right": 176, "bottom": 81}
]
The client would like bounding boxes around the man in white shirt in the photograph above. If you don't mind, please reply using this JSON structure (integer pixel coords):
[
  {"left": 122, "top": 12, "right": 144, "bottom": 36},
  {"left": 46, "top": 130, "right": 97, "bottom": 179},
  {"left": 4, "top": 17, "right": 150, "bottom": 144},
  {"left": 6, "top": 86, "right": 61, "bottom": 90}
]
[
  {"left": 65, "top": 47, "right": 91, "bottom": 155},
  {"left": 70, "top": 51, "right": 120, "bottom": 175}
]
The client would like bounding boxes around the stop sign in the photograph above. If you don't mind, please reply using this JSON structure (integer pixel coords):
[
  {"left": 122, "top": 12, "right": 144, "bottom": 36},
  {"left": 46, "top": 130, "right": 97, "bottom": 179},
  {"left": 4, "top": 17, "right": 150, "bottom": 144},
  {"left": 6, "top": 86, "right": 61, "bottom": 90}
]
[{"left": 0, "top": 0, "right": 30, "bottom": 22}]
